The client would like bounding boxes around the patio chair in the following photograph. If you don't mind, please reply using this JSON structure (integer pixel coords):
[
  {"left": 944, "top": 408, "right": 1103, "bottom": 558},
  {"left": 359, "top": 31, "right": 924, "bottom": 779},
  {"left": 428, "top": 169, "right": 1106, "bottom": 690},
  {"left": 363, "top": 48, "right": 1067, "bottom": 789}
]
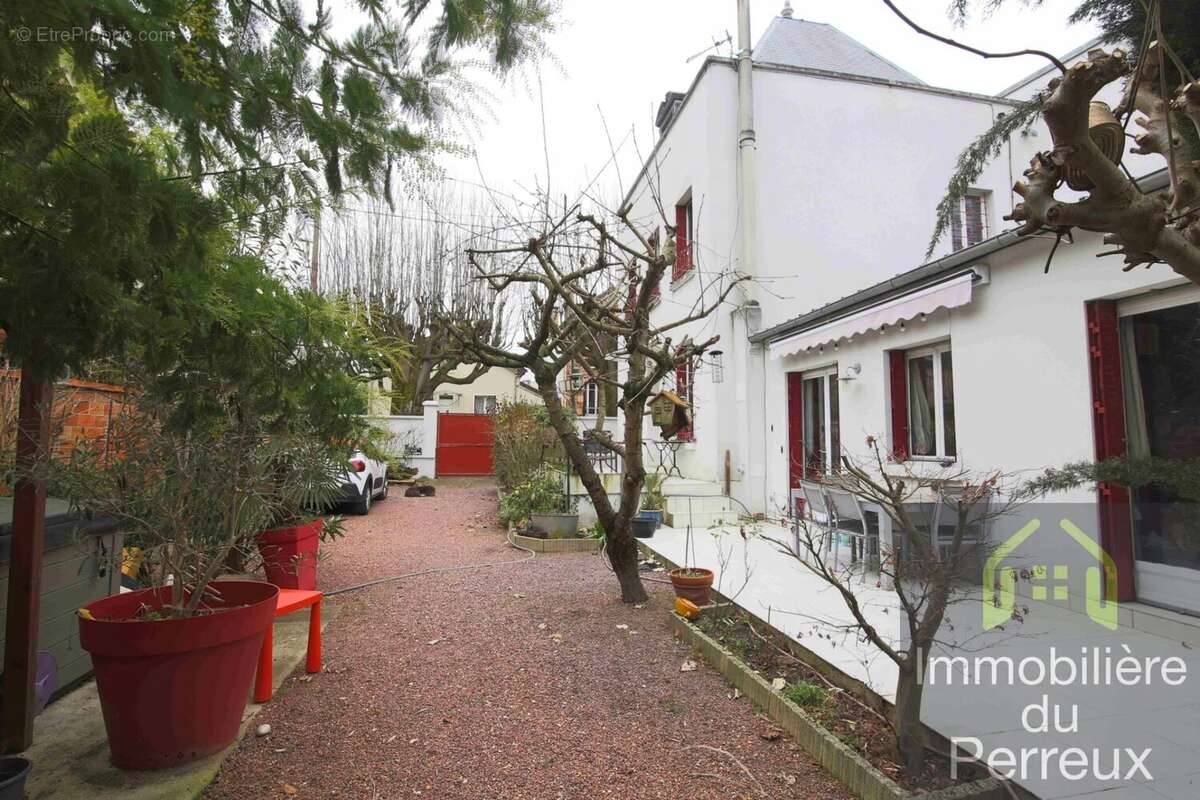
[
  {"left": 797, "top": 479, "right": 834, "bottom": 554},
  {"left": 825, "top": 486, "right": 878, "bottom": 577},
  {"left": 927, "top": 485, "right": 994, "bottom": 565}
]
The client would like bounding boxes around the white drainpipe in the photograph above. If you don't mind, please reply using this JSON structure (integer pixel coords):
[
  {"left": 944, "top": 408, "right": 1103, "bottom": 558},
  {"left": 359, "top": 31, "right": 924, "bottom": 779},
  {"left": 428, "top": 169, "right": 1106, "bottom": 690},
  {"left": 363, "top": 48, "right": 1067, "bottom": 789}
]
[
  {"left": 736, "top": 0, "right": 757, "bottom": 285},
  {"left": 733, "top": 0, "right": 764, "bottom": 510}
]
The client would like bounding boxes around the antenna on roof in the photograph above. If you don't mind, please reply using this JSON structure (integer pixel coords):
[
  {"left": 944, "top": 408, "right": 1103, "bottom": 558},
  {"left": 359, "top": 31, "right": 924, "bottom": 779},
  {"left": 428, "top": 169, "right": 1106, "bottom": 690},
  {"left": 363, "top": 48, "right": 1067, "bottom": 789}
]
[
  {"left": 781, "top": 1, "right": 794, "bottom": 18},
  {"left": 685, "top": 30, "right": 733, "bottom": 63}
]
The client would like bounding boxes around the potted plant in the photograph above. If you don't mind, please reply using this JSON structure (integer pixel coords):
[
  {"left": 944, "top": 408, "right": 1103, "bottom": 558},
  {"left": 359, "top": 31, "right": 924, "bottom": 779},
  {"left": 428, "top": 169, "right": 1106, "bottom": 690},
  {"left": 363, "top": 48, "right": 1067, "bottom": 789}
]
[
  {"left": 500, "top": 465, "right": 579, "bottom": 538},
  {"left": 638, "top": 472, "right": 666, "bottom": 529},
  {"left": 631, "top": 514, "right": 657, "bottom": 538},
  {"left": 60, "top": 418, "right": 289, "bottom": 770},
  {"left": 667, "top": 522, "right": 714, "bottom": 604},
  {"left": 256, "top": 438, "right": 350, "bottom": 590}
]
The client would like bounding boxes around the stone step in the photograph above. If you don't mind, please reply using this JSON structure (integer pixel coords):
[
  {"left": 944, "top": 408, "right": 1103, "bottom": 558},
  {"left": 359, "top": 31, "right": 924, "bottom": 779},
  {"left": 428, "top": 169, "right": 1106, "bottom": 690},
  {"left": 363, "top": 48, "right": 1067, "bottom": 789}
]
[
  {"left": 667, "top": 510, "right": 744, "bottom": 530},
  {"left": 665, "top": 494, "right": 735, "bottom": 514},
  {"left": 661, "top": 477, "right": 723, "bottom": 497}
]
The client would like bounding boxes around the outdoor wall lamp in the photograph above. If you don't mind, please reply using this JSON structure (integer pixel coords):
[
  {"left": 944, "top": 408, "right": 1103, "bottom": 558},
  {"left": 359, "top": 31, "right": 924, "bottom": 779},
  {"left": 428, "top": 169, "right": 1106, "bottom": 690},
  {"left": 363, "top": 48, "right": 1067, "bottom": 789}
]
[{"left": 840, "top": 363, "right": 862, "bottom": 382}]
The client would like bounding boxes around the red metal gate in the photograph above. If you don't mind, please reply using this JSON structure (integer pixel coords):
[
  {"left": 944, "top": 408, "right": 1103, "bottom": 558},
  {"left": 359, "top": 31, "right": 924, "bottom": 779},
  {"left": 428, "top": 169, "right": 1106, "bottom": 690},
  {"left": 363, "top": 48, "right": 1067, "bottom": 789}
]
[{"left": 435, "top": 413, "right": 494, "bottom": 477}]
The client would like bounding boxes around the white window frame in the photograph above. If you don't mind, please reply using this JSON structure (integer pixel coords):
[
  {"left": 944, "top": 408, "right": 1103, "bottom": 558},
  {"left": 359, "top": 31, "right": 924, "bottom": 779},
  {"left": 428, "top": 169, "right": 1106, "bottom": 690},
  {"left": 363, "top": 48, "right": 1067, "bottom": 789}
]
[
  {"left": 473, "top": 395, "right": 497, "bottom": 414},
  {"left": 1117, "top": 282, "right": 1200, "bottom": 318},
  {"left": 951, "top": 191, "right": 989, "bottom": 251},
  {"left": 802, "top": 365, "right": 839, "bottom": 476},
  {"left": 906, "top": 342, "right": 956, "bottom": 460},
  {"left": 581, "top": 380, "right": 599, "bottom": 416}
]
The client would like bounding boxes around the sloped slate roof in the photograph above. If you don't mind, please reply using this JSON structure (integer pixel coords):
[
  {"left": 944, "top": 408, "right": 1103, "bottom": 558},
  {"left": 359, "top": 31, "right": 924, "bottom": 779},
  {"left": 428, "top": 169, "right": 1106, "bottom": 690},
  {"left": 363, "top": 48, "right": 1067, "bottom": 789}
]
[{"left": 754, "top": 17, "right": 924, "bottom": 85}]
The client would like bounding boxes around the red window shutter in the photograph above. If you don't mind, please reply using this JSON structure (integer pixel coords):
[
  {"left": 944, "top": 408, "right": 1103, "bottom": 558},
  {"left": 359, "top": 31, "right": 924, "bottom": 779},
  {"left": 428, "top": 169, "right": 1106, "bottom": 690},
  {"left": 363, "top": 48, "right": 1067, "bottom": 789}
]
[
  {"left": 787, "top": 372, "right": 804, "bottom": 488},
  {"left": 676, "top": 355, "right": 694, "bottom": 442},
  {"left": 1085, "top": 299, "right": 1135, "bottom": 601},
  {"left": 673, "top": 203, "right": 692, "bottom": 282},
  {"left": 888, "top": 350, "right": 909, "bottom": 461}
]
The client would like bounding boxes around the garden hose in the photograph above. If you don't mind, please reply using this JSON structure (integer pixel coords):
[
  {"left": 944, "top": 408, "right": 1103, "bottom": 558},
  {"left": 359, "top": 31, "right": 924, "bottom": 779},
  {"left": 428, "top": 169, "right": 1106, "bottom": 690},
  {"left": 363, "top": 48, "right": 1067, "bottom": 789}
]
[{"left": 324, "top": 529, "right": 537, "bottom": 597}]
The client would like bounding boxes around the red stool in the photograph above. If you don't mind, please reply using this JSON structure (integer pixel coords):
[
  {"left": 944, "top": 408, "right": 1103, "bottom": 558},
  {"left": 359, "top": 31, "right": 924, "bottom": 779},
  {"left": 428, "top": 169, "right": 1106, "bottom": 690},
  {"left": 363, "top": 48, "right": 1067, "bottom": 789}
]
[{"left": 254, "top": 588, "right": 323, "bottom": 703}]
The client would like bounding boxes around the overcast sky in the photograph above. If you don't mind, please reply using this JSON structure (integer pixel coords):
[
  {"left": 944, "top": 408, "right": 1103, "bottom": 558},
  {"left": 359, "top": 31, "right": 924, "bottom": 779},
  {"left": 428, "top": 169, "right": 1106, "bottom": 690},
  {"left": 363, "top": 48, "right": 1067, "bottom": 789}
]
[{"left": 438, "top": 0, "right": 1101, "bottom": 206}]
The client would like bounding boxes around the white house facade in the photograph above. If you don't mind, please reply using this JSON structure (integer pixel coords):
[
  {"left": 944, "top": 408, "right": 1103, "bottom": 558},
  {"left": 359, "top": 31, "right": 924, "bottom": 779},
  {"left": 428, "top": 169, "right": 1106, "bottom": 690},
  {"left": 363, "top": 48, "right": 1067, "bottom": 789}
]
[{"left": 623, "top": 6, "right": 1200, "bottom": 621}]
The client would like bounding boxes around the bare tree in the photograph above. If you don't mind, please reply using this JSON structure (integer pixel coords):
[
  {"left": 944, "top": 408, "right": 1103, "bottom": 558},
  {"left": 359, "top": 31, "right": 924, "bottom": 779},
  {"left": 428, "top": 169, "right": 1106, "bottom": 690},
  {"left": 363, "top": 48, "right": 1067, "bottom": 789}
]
[
  {"left": 769, "top": 440, "right": 1027, "bottom": 777},
  {"left": 321, "top": 193, "right": 506, "bottom": 414},
  {"left": 1006, "top": 36, "right": 1200, "bottom": 281},
  {"left": 446, "top": 199, "right": 746, "bottom": 603}
]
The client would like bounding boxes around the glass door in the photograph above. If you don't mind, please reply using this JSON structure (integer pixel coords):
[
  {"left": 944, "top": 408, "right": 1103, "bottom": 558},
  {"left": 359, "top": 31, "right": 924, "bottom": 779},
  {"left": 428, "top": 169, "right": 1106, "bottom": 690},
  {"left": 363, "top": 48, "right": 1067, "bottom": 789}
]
[
  {"left": 1120, "top": 298, "right": 1200, "bottom": 613},
  {"left": 801, "top": 369, "right": 840, "bottom": 478}
]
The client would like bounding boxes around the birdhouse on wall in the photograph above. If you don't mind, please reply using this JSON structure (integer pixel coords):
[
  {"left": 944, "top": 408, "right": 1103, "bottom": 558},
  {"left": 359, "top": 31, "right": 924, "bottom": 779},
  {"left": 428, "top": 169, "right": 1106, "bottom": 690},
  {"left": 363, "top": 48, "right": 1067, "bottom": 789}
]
[{"left": 649, "top": 390, "right": 691, "bottom": 439}]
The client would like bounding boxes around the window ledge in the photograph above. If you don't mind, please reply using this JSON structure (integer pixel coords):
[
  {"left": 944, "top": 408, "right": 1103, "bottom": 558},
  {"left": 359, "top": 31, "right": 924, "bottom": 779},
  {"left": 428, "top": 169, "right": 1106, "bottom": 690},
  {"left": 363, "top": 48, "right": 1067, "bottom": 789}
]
[{"left": 671, "top": 268, "right": 696, "bottom": 289}]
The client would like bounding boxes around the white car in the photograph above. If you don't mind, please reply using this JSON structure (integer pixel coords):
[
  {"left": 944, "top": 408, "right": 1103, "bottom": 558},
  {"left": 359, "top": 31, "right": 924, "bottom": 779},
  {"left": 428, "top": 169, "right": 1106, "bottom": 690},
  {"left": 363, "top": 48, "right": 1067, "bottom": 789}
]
[{"left": 341, "top": 450, "right": 388, "bottom": 515}]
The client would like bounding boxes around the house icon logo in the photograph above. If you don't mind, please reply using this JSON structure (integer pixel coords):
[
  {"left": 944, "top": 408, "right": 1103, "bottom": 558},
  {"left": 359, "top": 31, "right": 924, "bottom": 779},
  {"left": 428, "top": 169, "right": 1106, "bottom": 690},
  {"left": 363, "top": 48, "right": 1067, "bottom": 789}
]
[{"left": 984, "top": 518, "right": 1119, "bottom": 631}]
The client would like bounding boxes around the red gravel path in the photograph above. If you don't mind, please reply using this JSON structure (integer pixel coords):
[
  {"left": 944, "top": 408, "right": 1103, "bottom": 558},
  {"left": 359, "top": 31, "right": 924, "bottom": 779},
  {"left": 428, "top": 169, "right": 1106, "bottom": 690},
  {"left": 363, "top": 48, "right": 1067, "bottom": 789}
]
[{"left": 205, "top": 484, "right": 851, "bottom": 799}]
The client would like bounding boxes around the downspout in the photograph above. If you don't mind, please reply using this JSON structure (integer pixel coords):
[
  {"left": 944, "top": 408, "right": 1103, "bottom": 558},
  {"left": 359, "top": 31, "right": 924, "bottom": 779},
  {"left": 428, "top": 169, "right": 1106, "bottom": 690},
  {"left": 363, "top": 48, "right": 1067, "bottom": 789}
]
[
  {"left": 733, "top": 0, "right": 762, "bottom": 510},
  {"left": 736, "top": 0, "right": 757, "bottom": 287}
]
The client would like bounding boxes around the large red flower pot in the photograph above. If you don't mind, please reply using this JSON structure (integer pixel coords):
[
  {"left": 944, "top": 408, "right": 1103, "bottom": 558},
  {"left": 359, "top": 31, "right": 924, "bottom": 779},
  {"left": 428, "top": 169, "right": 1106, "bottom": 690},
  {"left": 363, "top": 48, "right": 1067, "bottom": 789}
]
[
  {"left": 78, "top": 580, "right": 279, "bottom": 770},
  {"left": 257, "top": 519, "right": 321, "bottom": 590}
]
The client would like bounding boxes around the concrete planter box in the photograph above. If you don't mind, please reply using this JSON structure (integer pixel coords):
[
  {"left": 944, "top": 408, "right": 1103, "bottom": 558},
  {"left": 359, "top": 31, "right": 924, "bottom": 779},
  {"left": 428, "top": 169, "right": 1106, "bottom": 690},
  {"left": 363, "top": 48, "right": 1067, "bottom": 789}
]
[
  {"left": 510, "top": 532, "right": 603, "bottom": 553},
  {"left": 529, "top": 513, "right": 579, "bottom": 539},
  {"left": 669, "top": 614, "right": 1004, "bottom": 800}
]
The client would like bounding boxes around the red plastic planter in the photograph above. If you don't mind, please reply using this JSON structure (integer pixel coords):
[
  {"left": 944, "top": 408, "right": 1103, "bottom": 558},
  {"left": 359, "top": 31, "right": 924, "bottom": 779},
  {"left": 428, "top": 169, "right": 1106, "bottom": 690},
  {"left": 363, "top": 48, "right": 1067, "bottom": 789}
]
[
  {"left": 257, "top": 519, "right": 321, "bottom": 590},
  {"left": 78, "top": 580, "right": 279, "bottom": 770}
]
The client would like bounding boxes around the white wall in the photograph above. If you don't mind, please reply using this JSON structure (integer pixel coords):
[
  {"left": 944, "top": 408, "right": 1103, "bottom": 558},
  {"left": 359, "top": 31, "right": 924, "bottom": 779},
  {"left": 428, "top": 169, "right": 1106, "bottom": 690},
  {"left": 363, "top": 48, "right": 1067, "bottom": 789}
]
[
  {"left": 628, "top": 57, "right": 1044, "bottom": 507},
  {"left": 431, "top": 365, "right": 541, "bottom": 414}
]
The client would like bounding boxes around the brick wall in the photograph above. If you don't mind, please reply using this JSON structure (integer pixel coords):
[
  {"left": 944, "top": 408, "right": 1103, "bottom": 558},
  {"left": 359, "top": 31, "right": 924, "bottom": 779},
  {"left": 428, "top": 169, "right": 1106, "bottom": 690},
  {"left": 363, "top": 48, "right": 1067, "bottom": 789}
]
[{"left": 0, "top": 372, "right": 132, "bottom": 468}]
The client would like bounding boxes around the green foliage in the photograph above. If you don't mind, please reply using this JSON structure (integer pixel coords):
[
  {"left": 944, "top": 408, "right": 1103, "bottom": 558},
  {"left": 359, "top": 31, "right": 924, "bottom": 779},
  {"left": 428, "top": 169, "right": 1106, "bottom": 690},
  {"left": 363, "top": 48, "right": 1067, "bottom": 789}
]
[
  {"left": 0, "top": 0, "right": 555, "bottom": 380},
  {"left": 498, "top": 464, "right": 568, "bottom": 526},
  {"left": 0, "top": 82, "right": 223, "bottom": 378},
  {"left": 784, "top": 680, "right": 828, "bottom": 708},
  {"left": 642, "top": 472, "right": 665, "bottom": 511},
  {"left": 406, "top": 0, "right": 556, "bottom": 72},
  {"left": 55, "top": 412, "right": 324, "bottom": 618},
  {"left": 926, "top": 95, "right": 1043, "bottom": 259},
  {"left": 1027, "top": 456, "right": 1200, "bottom": 501},
  {"left": 493, "top": 400, "right": 560, "bottom": 490}
]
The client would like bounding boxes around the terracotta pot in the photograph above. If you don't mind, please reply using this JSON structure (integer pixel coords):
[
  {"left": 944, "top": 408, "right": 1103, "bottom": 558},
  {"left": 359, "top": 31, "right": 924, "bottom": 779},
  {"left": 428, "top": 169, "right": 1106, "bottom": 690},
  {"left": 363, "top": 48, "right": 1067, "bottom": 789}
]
[
  {"left": 257, "top": 519, "right": 321, "bottom": 590},
  {"left": 78, "top": 580, "right": 279, "bottom": 770},
  {"left": 668, "top": 567, "right": 714, "bottom": 606}
]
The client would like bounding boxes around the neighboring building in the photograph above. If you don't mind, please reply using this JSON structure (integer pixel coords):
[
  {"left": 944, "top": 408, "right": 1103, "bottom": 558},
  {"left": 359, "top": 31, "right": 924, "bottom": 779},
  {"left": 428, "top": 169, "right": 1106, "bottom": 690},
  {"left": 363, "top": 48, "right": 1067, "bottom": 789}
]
[
  {"left": 430, "top": 364, "right": 541, "bottom": 414},
  {"left": 622, "top": 6, "right": 1200, "bottom": 618}
]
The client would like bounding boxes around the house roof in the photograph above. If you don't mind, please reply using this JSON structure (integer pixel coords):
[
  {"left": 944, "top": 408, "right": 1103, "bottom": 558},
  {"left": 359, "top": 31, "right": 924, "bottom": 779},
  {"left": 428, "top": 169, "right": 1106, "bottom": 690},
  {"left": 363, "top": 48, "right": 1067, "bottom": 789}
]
[
  {"left": 996, "top": 35, "right": 1104, "bottom": 98},
  {"left": 754, "top": 17, "right": 924, "bottom": 85}
]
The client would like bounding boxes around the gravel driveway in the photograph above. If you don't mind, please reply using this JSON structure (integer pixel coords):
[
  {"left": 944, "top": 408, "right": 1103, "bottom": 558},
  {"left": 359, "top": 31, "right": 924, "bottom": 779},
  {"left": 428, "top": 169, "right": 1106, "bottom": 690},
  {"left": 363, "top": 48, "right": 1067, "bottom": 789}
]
[{"left": 205, "top": 484, "right": 851, "bottom": 799}]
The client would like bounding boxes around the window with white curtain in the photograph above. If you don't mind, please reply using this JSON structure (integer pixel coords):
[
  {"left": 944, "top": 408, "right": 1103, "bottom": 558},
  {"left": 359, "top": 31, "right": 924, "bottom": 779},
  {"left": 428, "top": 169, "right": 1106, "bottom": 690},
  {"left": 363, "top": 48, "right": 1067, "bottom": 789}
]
[
  {"left": 907, "top": 343, "right": 956, "bottom": 459},
  {"left": 802, "top": 367, "right": 840, "bottom": 476}
]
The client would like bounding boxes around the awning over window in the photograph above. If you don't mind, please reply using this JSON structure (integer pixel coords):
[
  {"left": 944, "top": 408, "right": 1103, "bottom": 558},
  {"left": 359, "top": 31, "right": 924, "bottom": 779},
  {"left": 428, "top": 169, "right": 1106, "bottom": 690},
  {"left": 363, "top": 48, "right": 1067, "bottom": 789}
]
[{"left": 767, "top": 272, "right": 975, "bottom": 361}]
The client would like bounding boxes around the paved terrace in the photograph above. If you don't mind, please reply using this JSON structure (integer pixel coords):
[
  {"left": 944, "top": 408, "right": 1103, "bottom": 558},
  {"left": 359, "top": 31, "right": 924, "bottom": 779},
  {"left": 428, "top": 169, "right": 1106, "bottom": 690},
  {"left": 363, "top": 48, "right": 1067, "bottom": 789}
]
[{"left": 642, "top": 522, "right": 1200, "bottom": 800}]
